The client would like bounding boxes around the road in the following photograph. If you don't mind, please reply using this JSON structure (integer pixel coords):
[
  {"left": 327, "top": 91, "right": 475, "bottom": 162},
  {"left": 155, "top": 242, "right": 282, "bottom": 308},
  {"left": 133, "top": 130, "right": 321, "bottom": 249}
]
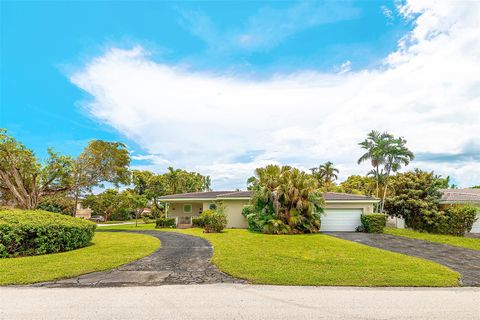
[{"left": 1, "top": 284, "right": 479, "bottom": 319}]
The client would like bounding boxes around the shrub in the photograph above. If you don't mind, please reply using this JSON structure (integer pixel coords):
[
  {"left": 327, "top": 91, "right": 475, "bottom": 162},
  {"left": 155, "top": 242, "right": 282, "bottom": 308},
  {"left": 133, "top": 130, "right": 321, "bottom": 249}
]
[
  {"left": 155, "top": 217, "right": 176, "bottom": 228},
  {"left": 360, "top": 214, "right": 387, "bottom": 233},
  {"left": 200, "top": 209, "right": 227, "bottom": 233},
  {"left": 142, "top": 215, "right": 150, "bottom": 224},
  {"left": 0, "top": 209, "right": 96, "bottom": 258},
  {"left": 242, "top": 205, "right": 263, "bottom": 232},
  {"left": 434, "top": 205, "right": 478, "bottom": 236},
  {"left": 192, "top": 216, "right": 205, "bottom": 228}
]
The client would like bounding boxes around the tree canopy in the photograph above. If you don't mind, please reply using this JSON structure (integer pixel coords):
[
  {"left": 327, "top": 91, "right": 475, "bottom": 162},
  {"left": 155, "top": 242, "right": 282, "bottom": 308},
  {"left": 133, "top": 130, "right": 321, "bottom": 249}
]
[{"left": 0, "top": 129, "right": 130, "bottom": 209}]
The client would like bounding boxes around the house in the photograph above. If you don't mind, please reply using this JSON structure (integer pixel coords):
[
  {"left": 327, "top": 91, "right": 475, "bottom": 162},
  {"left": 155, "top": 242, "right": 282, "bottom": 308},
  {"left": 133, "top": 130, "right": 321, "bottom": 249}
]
[
  {"left": 75, "top": 201, "right": 92, "bottom": 220},
  {"left": 439, "top": 188, "right": 480, "bottom": 233},
  {"left": 158, "top": 191, "right": 379, "bottom": 231}
]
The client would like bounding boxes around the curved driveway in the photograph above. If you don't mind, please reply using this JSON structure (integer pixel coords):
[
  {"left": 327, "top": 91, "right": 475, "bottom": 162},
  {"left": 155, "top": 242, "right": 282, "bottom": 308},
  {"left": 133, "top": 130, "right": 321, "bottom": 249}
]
[{"left": 35, "top": 230, "right": 244, "bottom": 287}]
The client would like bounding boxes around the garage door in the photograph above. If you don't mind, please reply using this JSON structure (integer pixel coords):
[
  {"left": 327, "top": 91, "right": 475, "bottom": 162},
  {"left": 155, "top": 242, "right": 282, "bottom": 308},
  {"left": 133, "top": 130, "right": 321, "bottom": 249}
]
[
  {"left": 320, "top": 209, "right": 362, "bottom": 232},
  {"left": 471, "top": 213, "right": 480, "bottom": 233}
]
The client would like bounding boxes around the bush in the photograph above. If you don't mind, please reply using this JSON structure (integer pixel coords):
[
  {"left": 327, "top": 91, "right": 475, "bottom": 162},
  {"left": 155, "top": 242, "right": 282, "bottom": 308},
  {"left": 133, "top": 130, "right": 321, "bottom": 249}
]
[
  {"left": 200, "top": 209, "right": 227, "bottom": 233},
  {"left": 155, "top": 217, "right": 176, "bottom": 228},
  {"left": 434, "top": 205, "right": 478, "bottom": 236},
  {"left": 0, "top": 209, "right": 96, "bottom": 258},
  {"left": 242, "top": 205, "right": 263, "bottom": 232},
  {"left": 360, "top": 214, "right": 387, "bottom": 233},
  {"left": 192, "top": 216, "right": 205, "bottom": 228}
]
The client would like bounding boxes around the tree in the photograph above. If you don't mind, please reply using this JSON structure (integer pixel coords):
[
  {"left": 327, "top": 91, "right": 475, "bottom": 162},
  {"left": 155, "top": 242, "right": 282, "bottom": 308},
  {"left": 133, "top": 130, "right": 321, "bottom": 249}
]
[
  {"left": 358, "top": 130, "right": 414, "bottom": 212},
  {"left": 83, "top": 189, "right": 120, "bottom": 222},
  {"left": 72, "top": 140, "right": 131, "bottom": 216},
  {"left": 247, "top": 165, "right": 324, "bottom": 234},
  {"left": 132, "top": 168, "right": 211, "bottom": 211},
  {"left": 0, "top": 129, "right": 131, "bottom": 211},
  {"left": 36, "top": 193, "right": 75, "bottom": 215},
  {"left": 383, "top": 169, "right": 444, "bottom": 231},
  {"left": 339, "top": 175, "right": 376, "bottom": 196},
  {"left": 83, "top": 189, "right": 147, "bottom": 223},
  {"left": 0, "top": 129, "right": 73, "bottom": 209},
  {"left": 310, "top": 161, "right": 339, "bottom": 187}
]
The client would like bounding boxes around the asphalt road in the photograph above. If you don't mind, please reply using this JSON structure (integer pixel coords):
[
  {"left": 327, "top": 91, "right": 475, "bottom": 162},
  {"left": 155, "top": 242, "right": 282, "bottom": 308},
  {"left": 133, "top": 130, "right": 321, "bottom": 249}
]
[{"left": 1, "top": 284, "right": 479, "bottom": 320}]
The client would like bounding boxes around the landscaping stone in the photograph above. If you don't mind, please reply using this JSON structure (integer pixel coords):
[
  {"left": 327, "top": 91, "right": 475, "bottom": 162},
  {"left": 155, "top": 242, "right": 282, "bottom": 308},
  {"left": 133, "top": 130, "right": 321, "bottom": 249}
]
[
  {"left": 34, "top": 230, "right": 244, "bottom": 287},
  {"left": 327, "top": 232, "right": 480, "bottom": 287}
]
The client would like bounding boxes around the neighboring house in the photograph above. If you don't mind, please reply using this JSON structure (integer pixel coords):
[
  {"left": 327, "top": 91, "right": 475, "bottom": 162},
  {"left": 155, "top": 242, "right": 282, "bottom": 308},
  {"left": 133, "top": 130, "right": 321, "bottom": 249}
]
[
  {"left": 75, "top": 201, "right": 92, "bottom": 220},
  {"left": 158, "top": 191, "right": 378, "bottom": 231},
  {"left": 439, "top": 188, "right": 480, "bottom": 233}
]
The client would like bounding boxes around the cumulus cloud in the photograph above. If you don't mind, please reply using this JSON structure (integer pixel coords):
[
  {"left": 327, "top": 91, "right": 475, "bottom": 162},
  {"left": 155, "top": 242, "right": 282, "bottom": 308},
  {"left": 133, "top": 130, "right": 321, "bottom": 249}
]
[{"left": 70, "top": 0, "right": 480, "bottom": 189}]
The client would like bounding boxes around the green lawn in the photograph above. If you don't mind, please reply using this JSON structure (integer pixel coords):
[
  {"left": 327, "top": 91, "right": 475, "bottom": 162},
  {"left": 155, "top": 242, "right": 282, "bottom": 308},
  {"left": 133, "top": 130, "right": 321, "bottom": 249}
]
[
  {"left": 98, "top": 222, "right": 157, "bottom": 230},
  {"left": 385, "top": 227, "right": 480, "bottom": 251},
  {"left": 0, "top": 232, "right": 160, "bottom": 285},
  {"left": 179, "top": 228, "right": 458, "bottom": 287},
  {"left": 97, "top": 224, "right": 460, "bottom": 286}
]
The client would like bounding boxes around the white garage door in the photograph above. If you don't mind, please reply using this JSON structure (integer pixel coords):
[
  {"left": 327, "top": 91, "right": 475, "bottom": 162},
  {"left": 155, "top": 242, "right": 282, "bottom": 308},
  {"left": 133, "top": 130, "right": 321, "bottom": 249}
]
[
  {"left": 471, "top": 213, "right": 480, "bottom": 233},
  {"left": 320, "top": 209, "right": 362, "bottom": 232}
]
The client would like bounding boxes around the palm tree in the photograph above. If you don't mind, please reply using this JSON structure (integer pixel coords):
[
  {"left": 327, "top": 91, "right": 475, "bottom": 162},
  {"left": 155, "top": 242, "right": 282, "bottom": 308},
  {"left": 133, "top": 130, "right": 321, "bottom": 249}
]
[
  {"left": 318, "top": 161, "right": 339, "bottom": 185},
  {"left": 358, "top": 131, "right": 414, "bottom": 212},
  {"left": 379, "top": 136, "right": 414, "bottom": 212}
]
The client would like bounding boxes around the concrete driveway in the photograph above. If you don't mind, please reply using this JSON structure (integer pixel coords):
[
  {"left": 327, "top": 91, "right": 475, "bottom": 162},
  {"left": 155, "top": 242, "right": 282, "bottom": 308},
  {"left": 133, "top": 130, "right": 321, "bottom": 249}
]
[{"left": 1, "top": 284, "right": 479, "bottom": 320}]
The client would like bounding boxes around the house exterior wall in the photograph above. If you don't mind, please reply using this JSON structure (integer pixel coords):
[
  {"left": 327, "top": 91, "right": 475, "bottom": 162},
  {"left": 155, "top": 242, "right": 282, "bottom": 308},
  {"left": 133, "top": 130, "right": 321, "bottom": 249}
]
[
  {"left": 167, "top": 202, "right": 203, "bottom": 219},
  {"left": 164, "top": 199, "right": 376, "bottom": 229},
  {"left": 222, "top": 200, "right": 249, "bottom": 228},
  {"left": 75, "top": 202, "right": 92, "bottom": 220}
]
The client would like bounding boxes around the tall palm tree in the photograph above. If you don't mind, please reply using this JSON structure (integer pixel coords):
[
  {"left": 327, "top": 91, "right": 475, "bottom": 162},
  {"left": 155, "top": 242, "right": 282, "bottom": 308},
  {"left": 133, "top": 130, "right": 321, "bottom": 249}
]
[
  {"left": 318, "top": 161, "right": 339, "bottom": 185},
  {"left": 379, "top": 136, "right": 414, "bottom": 212},
  {"left": 358, "top": 131, "right": 414, "bottom": 212}
]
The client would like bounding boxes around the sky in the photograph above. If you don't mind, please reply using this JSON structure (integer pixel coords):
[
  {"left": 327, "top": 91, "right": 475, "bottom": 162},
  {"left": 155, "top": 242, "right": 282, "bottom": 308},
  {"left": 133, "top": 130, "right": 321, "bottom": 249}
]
[{"left": 1, "top": 0, "right": 479, "bottom": 190}]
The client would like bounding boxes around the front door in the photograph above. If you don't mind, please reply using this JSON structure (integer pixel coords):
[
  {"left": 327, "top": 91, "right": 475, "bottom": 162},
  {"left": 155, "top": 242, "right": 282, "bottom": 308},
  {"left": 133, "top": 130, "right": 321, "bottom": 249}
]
[{"left": 178, "top": 216, "right": 191, "bottom": 224}]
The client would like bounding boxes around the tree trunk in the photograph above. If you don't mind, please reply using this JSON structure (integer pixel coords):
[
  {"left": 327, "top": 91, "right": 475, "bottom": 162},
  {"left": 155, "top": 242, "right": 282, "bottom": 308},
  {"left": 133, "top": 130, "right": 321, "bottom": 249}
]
[{"left": 73, "top": 190, "right": 79, "bottom": 217}]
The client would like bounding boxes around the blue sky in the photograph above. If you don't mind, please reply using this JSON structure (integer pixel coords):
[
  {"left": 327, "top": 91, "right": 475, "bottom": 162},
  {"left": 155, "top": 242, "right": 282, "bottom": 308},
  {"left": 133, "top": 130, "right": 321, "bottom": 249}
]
[{"left": 1, "top": 1, "right": 479, "bottom": 188}]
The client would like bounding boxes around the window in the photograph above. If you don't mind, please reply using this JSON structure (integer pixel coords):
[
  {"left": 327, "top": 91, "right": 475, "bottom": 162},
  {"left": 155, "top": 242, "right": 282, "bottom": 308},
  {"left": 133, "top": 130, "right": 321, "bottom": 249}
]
[{"left": 183, "top": 204, "right": 192, "bottom": 213}]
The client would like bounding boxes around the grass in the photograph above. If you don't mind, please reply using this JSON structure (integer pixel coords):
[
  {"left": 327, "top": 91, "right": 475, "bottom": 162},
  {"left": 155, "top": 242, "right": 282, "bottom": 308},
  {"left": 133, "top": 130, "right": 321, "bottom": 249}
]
[
  {"left": 176, "top": 229, "right": 458, "bottom": 287},
  {"left": 385, "top": 227, "right": 480, "bottom": 251},
  {"left": 0, "top": 232, "right": 160, "bottom": 285},
  {"left": 98, "top": 222, "right": 157, "bottom": 230},
  {"left": 97, "top": 224, "right": 460, "bottom": 286}
]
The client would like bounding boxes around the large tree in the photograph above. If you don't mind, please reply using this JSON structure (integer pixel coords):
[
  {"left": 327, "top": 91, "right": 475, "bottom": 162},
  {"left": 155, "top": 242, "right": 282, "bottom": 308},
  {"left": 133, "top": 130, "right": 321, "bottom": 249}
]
[
  {"left": 132, "top": 168, "right": 211, "bottom": 210},
  {"left": 384, "top": 170, "right": 444, "bottom": 231},
  {"left": 339, "top": 175, "right": 376, "bottom": 196},
  {"left": 358, "top": 130, "right": 414, "bottom": 212},
  {"left": 0, "top": 129, "right": 130, "bottom": 210}
]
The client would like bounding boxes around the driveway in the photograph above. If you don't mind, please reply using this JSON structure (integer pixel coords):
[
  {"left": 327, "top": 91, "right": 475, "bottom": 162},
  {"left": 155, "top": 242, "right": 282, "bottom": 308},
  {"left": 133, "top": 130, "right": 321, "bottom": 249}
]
[
  {"left": 35, "top": 230, "right": 243, "bottom": 287},
  {"left": 327, "top": 232, "right": 480, "bottom": 287},
  {"left": 1, "top": 285, "right": 479, "bottom": 320}
]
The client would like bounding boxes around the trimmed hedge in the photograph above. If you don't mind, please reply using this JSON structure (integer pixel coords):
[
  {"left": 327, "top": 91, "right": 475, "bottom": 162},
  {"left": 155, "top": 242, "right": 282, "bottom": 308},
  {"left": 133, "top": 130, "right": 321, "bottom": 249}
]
[
  {"left": 360, "top": 214, "right": 387, "bottom": 233},
  {"left": 0, "top": 209, "right": 96, "bottom": 258},
  {"left": 434, "top": 205, "right": 478, "bottom": 236},
  {"left": 155, "top": 217, "right": 176, "bottom": 228}
]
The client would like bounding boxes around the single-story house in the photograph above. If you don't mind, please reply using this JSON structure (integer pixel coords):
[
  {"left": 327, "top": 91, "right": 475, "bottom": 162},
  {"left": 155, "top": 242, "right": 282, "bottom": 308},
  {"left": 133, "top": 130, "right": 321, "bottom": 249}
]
[
  {"left": 158, "top": 191, "right": 379, "bottom": 231},
  {"left": 439, "top": 188, "right": 480, "bottom": 233}
]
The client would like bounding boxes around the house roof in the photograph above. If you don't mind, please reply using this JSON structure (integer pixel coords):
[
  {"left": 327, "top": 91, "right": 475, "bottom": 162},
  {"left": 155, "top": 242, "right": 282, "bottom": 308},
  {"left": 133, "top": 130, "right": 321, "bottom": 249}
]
[
  {"left": 158, "top": 190, "right": 378, "bottom": 202},
  {"left": 440, "top": 189, "right": 480, "bottom": 204}
]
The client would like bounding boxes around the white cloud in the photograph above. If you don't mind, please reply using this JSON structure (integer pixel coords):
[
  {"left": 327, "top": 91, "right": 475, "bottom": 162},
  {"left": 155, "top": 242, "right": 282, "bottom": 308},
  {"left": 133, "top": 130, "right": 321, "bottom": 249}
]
[
  {"left": 178, "top": 1, "right": 359, "bottom": 52},
  {"left": 70, "top": 0, "right": 480, "bottom": 189}
]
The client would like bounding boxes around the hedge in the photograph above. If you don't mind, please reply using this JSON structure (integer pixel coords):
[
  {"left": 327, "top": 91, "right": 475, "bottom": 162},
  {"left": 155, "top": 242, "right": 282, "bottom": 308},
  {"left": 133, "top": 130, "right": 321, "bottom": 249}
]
[
  {"left": 155, "top": 217, "right": 176, "bottom": 228},
  {"left": 200, "top": 209, "right": 227, "bottom": 233},
  {"left": 360, "top": 214, "right": 387, "bottom": 233},
  {"left": 0, "top": 209, "right": 96, "bottom": 258},
  {"left": 192, "top": 216, "right": 205, "bottom": 228}
]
